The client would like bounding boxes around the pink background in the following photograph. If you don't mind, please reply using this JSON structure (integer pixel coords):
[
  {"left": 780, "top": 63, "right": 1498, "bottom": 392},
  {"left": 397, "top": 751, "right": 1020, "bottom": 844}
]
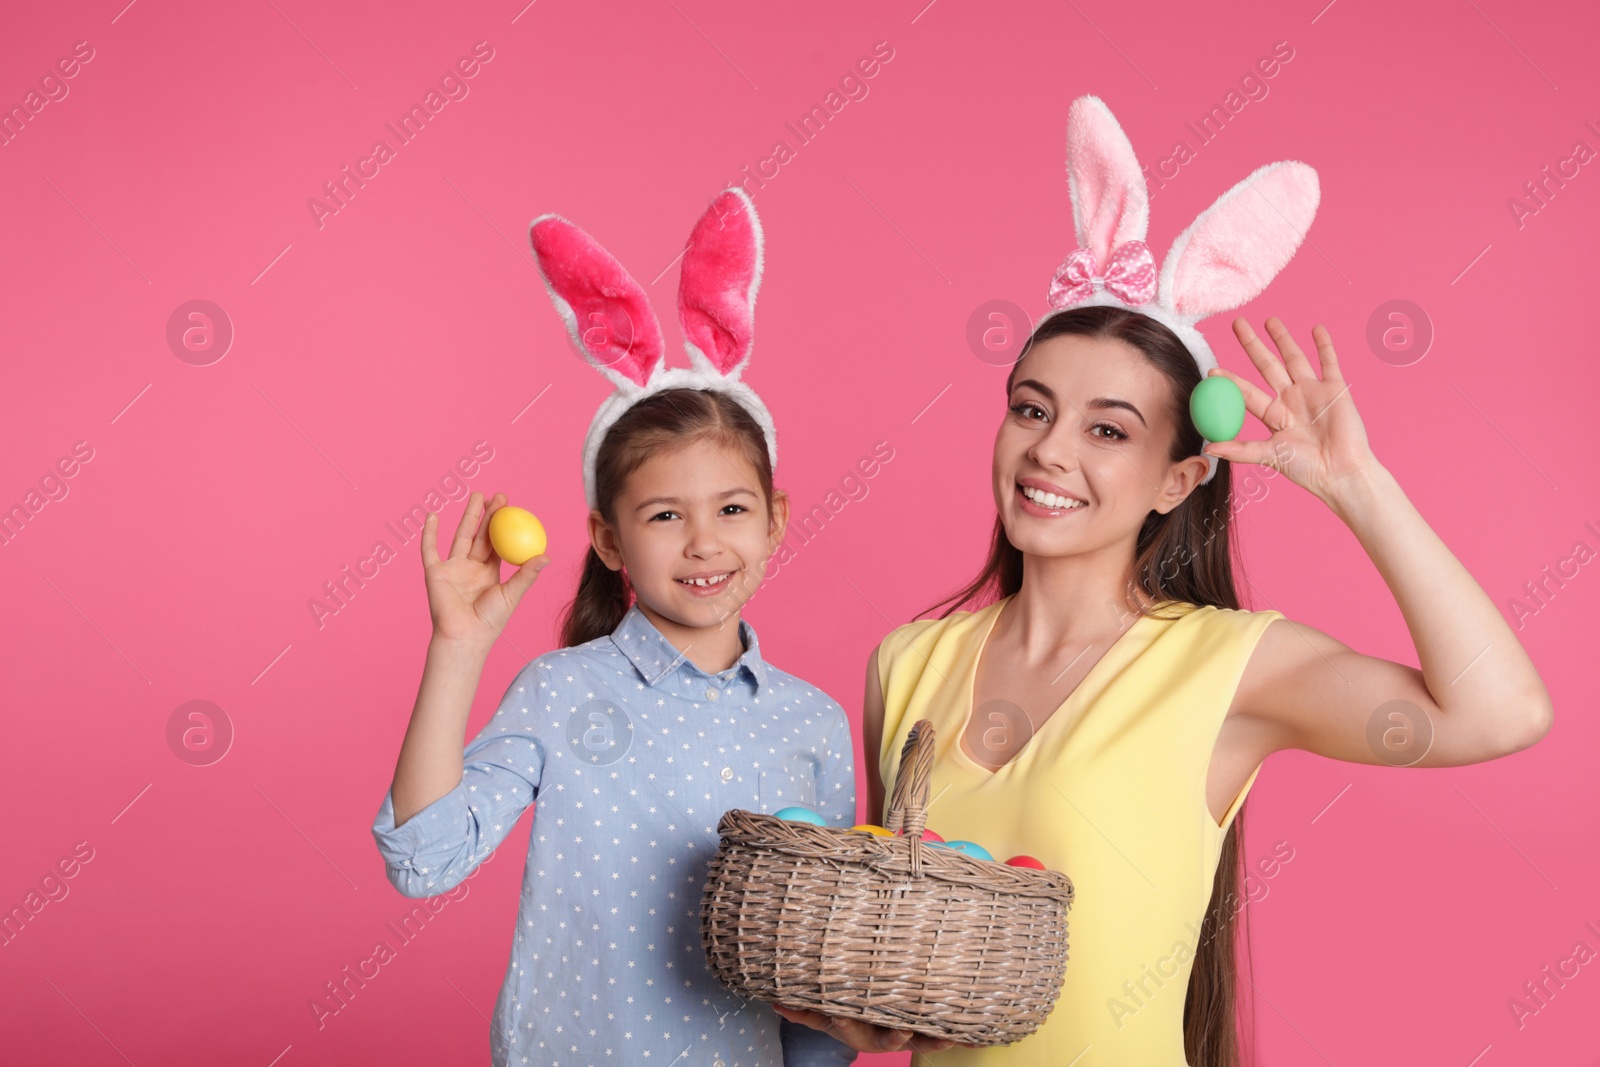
[{"left": 3, "top": 0, "right": 1597, "bottom": 1063}]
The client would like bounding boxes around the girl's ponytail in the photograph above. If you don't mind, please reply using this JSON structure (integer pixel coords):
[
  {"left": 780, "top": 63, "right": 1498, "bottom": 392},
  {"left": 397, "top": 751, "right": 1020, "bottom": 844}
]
[{"left": 560, "top": 546, "right": 632, "bottom": 648}]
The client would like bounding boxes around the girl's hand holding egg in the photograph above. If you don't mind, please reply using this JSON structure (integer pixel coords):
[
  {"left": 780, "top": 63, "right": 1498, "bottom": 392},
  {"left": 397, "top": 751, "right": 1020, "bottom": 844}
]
[{"left": 422, "top": 491, "right": 551, "bottom": 650}]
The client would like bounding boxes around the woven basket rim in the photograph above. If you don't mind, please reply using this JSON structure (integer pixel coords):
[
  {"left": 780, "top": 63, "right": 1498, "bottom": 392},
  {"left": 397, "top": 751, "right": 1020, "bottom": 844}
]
[{"left": 714, "top": 808, "right": 1075, "bottom": 904}]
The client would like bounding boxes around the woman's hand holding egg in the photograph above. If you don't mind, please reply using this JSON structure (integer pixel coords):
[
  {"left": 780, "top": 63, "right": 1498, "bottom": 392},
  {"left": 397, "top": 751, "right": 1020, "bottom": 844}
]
[
  {"left": 421, "top": 491, "right": 550, "bottom": 650},
  {"left": 1203, "top": 317, "right": 1380, "bottom": 506}
]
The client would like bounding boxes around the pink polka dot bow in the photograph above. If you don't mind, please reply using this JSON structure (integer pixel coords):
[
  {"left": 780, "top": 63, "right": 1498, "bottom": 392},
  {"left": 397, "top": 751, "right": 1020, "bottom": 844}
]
[{"left": 1047, "top": 239, "right": 1157, "bottom": 308}]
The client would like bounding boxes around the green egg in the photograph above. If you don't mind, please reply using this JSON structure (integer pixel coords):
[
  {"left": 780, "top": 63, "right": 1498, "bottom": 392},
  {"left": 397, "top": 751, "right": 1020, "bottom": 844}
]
[{"left": 1190, "top": 376, "right": 1245, "bottom": 442}]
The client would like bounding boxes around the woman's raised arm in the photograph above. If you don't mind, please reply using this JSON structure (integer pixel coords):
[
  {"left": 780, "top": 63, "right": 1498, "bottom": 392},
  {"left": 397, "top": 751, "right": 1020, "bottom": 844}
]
[{"left": 1209, "top": 318, "right": 1552, "bottom": 769}]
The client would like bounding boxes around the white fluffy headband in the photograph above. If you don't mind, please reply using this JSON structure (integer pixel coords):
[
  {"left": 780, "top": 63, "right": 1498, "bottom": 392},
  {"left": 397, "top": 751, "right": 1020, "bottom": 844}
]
[
  {"left": 1038, "top": 95, "right": 1321, "bottom": 484},
  {"left": 528, "top": 187, "right": 774, "bottom": 509}
]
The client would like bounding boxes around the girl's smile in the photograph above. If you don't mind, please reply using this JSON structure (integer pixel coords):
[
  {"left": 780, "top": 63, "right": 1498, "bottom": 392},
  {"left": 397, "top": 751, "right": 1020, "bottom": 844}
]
[{"left": 674, "top": 569, "right": 738, "bottom": 596}]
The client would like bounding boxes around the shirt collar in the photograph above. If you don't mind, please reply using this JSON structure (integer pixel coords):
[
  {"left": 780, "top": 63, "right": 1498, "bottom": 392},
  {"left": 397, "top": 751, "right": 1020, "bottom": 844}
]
[{"left": 610, "top": 603, "right": 770, "bottom": 691}]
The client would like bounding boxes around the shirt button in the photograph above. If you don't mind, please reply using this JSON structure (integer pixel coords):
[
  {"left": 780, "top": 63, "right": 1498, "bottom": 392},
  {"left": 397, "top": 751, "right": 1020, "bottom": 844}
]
[
  {"left": 706, "top": 687, "right": 719, "bottom": 701},
  {"left": 720, "top": 766, "right": 734, "bottom": 782}
]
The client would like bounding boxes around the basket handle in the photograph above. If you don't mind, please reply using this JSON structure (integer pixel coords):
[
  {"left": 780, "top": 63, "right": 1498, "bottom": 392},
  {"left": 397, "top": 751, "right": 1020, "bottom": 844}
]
[{"left": 883, "top": 719, "right": 937, "bottom": 877}]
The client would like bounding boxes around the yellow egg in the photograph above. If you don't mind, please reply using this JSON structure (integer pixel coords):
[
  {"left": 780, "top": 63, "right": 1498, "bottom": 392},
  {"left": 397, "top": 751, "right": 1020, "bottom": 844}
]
[
  {"left": 850, "top": 824, "right": 894, "bottom": 837},
  {"left": 489, "top": 505, "right": 547, "bottom": 565}
]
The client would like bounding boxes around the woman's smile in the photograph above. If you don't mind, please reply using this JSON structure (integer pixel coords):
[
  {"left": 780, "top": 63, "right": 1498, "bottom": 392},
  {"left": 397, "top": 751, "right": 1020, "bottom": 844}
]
[{"left": 1016, "top": 478, "right": 1090, "bottom": 517}]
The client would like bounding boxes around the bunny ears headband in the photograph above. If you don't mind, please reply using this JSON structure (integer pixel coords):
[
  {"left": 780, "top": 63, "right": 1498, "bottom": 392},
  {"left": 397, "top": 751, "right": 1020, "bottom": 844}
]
[
  {"left": 1041, "top": 95, "right": 1321, "bottom": 484},
  {"left": 529, "top": 187, "right": 771, "bottom": 509}
]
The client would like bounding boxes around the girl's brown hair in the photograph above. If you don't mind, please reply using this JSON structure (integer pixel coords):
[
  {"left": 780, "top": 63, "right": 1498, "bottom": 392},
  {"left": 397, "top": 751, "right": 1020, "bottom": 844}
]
[
  {"left": 923, "top": 304, "right": 1257, "bottom": 1067},
  {"left": 559, "top": 388, "right": 776, "bottom": 648}
]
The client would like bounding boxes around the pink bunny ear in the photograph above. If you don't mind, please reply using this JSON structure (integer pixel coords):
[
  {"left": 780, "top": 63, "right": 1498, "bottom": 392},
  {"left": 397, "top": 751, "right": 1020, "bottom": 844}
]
[
  {"left": 529, "top": 214, "right": 665, "bottom": 388},
  {"left": 1066, "top": 95, "right": 1150, "bottom": 265},
  {"left": 677, "top": 187, "right": 763, "bottom": 377},
  {"left": 1158, "top": 161, "right": 1320, "bottom": 319}
]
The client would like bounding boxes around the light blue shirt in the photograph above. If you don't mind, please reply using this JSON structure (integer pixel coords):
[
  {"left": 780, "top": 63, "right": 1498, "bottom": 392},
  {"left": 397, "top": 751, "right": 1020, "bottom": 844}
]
[{"left": 372, "top": 604, "right": 859, "bottom": 1066}]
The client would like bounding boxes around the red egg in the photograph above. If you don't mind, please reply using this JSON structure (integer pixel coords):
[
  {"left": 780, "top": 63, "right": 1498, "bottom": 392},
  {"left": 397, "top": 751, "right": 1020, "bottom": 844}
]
[
  {"left": 1006, "top": 855, "right": 1047, "bottom": 870},
  {"left": 893, "top": 827, "right": 945, "bottom": 843}
]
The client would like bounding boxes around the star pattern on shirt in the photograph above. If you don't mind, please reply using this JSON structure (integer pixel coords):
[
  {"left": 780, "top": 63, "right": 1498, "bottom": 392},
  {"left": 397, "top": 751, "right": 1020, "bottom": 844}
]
[{"left": 372, "top": 604, "right": 858, "bottom": 1066}]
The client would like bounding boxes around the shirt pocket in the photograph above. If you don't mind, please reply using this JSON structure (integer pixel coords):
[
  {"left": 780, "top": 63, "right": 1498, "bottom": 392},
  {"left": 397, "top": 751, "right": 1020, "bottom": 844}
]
[{"left": 759, "top": 757, "right": 817, "bottom": 812}]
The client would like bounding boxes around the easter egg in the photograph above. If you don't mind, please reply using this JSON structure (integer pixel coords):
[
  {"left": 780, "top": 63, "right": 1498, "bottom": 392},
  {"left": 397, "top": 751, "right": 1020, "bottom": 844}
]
[
  {"left": 1006, "top": 855, "right": 1047, "bottom": 870},
  {"left": 944, "top": 840, "right": 994, "bottom": 862},
  {"left": 489, "top": 506, "right": 547, "bottom": 565},
  {"left": 893, "top": 827, "right": 944, "bottom": 844},
  {"left": 773, "top": 806, "right": 826, "bottom": 826},
  {"left": 850, "top": 824, "right": 894, "bottom": 837},
  {"left": 1190, "top": 375, "right": 1246, "bottom": 443}
]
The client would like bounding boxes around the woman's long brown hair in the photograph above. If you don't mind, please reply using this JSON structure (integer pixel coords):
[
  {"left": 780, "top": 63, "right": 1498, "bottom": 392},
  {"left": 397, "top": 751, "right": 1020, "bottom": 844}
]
[
  {"left": 922, "top": 304, "right": 1258, "bottom": 1067},
  {"left": 558, "top": 388, "right": 775, "bottom": 648}
]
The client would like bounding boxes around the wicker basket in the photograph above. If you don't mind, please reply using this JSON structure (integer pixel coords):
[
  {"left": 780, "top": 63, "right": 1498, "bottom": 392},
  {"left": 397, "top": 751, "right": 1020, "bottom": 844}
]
[{"left": 699, "top": 718, "right": 1075, "bottom": 1046}]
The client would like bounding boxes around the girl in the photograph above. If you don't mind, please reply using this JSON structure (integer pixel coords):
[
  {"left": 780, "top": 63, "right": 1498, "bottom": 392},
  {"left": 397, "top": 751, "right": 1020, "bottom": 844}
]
[
  {"left": 372, "top": 189, "right": 859, "bottom": 1066},
  {"left": 777, "top": 97, "right": 1553, "bottom": 1064}
]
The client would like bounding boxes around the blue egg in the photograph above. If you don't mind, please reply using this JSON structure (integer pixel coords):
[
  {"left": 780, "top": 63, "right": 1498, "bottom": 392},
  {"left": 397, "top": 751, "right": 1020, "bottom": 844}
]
[
  {"left": 944, "top": 840, "right": 994, "bottom": 862},
  {"left": 773, "top": 806, "right": 826, "bottom": 826}
]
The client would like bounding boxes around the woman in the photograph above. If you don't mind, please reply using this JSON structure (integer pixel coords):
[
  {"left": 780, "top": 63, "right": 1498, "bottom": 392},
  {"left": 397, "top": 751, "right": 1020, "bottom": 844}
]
[{"left": 776, "top": 306, "right": 1552, "bottom": 1064}]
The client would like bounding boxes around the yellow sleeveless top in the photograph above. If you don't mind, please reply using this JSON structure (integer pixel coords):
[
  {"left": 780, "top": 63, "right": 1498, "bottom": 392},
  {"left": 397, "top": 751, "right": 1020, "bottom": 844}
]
[{"left": 874, "top": 595, "right": 1283, "bottom": 1066}]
